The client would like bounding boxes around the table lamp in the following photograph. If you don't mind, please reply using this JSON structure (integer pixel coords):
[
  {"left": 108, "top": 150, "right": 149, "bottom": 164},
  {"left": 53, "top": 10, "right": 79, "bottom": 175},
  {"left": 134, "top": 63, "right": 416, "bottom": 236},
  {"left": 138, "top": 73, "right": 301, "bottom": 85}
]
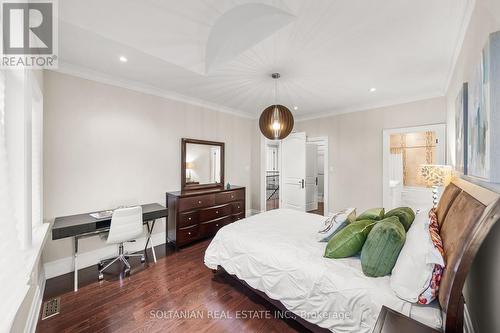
[
  {"left": 186, "top": 162, "right": 194, "bottom": 182},
  {"left": 420, "top": 164, "right": 453, "bottom": 208}
]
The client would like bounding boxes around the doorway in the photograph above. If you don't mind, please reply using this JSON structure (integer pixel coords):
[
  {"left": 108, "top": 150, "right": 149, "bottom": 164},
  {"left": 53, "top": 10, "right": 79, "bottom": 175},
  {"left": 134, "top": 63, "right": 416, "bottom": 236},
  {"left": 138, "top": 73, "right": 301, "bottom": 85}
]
[
  {"left": 265, "top": 141, "right": 280, "bottom": 211},
  {"left": 382, "top": 124, "right": 446, "bottom": 209},
  {"left": 306, "top": 137, "right": 328, "bottom": 216},
  {"left": 262, "top": 133, "right": 328, "bottom": 216}
]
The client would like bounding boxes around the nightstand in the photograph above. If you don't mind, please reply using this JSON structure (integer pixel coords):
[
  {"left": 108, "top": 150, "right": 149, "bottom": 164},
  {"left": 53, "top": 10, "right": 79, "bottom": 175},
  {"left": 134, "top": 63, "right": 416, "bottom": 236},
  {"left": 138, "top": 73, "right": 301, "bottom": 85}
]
[{"left": 373, "top": 306, "right": 441, "bottom": 333}]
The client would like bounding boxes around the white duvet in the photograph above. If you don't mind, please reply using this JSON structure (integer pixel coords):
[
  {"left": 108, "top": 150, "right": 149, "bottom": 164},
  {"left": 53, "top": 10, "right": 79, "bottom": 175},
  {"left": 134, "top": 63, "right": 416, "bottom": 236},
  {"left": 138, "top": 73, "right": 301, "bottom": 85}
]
[{"left": 204, "top": 209, "right": 442, "bottom": 332}]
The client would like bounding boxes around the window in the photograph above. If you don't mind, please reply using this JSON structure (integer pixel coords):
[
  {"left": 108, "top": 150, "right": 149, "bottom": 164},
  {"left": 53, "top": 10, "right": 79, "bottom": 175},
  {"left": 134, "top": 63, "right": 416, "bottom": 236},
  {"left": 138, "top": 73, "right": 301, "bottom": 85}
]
[{"left": 2, "top": 69, "right": 44, "bottom": 248}]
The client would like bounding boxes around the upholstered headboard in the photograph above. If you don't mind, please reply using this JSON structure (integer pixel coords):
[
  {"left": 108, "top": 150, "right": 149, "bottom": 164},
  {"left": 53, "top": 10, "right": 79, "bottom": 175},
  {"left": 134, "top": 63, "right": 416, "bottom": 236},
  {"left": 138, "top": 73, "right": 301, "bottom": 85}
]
[{"left": 436, "top": 178, "right": 500, "bottom": 333}]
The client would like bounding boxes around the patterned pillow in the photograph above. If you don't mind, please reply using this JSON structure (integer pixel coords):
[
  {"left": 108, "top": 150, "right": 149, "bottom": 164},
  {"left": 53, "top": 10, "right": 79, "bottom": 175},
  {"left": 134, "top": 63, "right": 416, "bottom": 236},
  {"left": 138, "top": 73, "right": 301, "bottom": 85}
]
[
  {"left": 317, "top": 208, "right": 356, "bottom": 242},
  {"left": 417, "top": 208, "right": 445, "bottom": 305}
]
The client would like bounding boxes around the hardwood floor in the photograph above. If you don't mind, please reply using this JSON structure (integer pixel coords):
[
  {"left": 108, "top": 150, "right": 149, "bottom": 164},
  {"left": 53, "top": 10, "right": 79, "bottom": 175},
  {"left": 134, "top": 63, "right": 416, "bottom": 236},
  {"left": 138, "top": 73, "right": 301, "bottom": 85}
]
[
  {"left": 308, "top": 202, "right": 324, "bottom": 216},
  {"left": 37, "top": 240, "right": 305, "bottom": 333}
]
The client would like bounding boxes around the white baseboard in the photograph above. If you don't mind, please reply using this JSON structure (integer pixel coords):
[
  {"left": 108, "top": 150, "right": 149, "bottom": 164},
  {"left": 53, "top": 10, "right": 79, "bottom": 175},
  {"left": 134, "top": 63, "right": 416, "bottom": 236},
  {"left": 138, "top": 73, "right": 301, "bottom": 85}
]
[
  {"left": 26, "top": 270, "right": 46, "bottom": 333},
  {"left": 43, "top": 232, "right": 166, "bottom": 279},
  {"left": 464, "top": 303, "right": 475, "bottom": 333}
]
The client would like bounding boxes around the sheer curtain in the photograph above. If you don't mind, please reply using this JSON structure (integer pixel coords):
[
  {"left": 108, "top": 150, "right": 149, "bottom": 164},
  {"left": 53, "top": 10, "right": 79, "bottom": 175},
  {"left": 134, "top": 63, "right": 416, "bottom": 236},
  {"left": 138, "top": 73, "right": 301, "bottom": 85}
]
[
  {"left": 0, "top": 71, "right": 28, "bottom": 332},
  {"left": 31, "top": 74, "right": 43, "bottom": 229}
]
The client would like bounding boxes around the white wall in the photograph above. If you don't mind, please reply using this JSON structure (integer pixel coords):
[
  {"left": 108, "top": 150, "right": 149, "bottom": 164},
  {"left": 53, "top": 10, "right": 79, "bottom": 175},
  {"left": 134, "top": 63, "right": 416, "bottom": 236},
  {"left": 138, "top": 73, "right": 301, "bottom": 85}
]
[
  {"left": 445, "top": 0, "right": 500, "bottom": 332},
  {"left": 295, "top": 97, "right": 447, "bottom": 213},
  {"left": 42, "top": 71, "right": 253, "bottom": 277}
]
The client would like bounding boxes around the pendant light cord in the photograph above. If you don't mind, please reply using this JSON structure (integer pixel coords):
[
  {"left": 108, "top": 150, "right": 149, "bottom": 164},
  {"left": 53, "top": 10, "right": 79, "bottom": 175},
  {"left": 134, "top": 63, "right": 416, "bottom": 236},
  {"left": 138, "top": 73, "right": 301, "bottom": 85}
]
[{"left": 273, "top": 74, "right": 279, "bottom": 106}]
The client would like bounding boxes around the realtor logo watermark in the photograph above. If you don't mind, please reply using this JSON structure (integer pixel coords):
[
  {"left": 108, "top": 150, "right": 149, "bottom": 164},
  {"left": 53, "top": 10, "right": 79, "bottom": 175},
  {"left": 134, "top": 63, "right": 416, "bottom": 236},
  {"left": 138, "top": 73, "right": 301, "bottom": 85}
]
[{"left": 1, "top": 0, "right": 58, "bottom": 68}]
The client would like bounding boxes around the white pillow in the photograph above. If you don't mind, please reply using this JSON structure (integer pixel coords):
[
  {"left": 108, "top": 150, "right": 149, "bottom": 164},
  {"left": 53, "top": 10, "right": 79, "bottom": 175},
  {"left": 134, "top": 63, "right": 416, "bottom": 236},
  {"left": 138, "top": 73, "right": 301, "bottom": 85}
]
[
  {"left": 316, "top": 208, "right": 356, "bottom": 242},
  {"left": 390, "top": 211, "right": 444, "bottom": 302}
]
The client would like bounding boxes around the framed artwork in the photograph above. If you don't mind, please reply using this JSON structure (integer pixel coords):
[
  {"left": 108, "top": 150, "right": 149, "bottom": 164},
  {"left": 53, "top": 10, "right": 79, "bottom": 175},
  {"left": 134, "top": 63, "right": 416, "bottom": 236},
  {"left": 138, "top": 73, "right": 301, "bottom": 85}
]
[
  {"left": 467, "top": 30, "right": 500, "bottom": 183},
  {"left": 455, "top": 82, "right": 468, "bottom": 174}
]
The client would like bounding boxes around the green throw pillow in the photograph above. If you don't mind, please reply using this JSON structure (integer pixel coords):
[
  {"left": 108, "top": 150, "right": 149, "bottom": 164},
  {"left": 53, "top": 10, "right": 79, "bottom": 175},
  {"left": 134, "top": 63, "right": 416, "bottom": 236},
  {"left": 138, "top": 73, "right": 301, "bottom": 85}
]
[
  {"left": 384, "top": 207, "right": 415, "bottom": 231},
  {"left": 324, "top": 220, "right": 376, "bottom": 259},
  {"left": 356, "top": 208, "right": 385, "bottom": 221},
  {"left": 360, "top": 217, "right": 406, "bottom": 277}
]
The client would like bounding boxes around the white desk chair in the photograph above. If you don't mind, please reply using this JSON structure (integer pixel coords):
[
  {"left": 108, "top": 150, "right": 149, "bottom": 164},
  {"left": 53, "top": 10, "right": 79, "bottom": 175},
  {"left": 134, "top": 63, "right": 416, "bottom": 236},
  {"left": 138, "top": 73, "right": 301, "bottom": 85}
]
[{"left": 98, "top": 206, "right": 145, "bottom": 280}]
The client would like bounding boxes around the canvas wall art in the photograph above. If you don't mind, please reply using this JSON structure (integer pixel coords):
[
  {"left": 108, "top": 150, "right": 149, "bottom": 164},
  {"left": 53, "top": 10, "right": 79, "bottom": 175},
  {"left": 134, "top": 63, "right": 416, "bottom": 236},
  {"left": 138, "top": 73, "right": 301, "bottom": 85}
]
[
  {"left": 467, "top": 30, "right": 500, "bottom": 182},
  {"left": 455, "top": 82, "right": 467, "bottom": 174}
]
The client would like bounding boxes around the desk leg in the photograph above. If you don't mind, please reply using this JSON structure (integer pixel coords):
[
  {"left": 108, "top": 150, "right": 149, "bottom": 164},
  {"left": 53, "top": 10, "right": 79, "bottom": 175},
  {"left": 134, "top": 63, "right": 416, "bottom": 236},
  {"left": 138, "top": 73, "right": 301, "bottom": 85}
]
[
  {"left": 145, "top": 220, "right": 157, "bottom": 263},
  {"left": 74, "top": 236, "right": 79, "bottom": 292}
]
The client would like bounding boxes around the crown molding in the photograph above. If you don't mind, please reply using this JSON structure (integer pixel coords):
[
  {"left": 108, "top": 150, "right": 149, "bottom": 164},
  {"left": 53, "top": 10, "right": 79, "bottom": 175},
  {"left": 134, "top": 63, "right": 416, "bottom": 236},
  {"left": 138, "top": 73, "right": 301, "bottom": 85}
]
[
  {"left": 51, "top": 62, "right": 256, "bottom": 119},
  {"left": 295, "top": 91, "right": 445, "bottom": 122},
  {"left": 52, "top": 63, "right": 448, "bottom": 123},
  {"left": 443, "top": 0, "right": 476, "bottom": 93}
]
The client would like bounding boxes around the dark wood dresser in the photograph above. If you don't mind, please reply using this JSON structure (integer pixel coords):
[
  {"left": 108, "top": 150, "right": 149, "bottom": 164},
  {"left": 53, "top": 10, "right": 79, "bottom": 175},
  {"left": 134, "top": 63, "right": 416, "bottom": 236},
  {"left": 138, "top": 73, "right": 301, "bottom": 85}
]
[{"left": 166, "top": 186, "right": 246, "bottom": 248}]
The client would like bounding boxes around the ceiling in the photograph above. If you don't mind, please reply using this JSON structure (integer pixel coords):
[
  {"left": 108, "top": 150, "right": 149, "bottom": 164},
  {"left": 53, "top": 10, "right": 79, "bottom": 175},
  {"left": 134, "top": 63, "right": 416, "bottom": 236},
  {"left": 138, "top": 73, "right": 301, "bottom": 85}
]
[{"left": 58, "top": 0, "right": 471, "bottom": 119}]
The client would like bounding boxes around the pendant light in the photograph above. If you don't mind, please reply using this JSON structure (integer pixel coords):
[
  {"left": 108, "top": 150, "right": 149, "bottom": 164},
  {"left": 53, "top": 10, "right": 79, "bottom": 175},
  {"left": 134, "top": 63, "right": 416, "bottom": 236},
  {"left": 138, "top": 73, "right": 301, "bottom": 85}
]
[{"left": 259, "top": 73, "right": 294, "bottom": 140}]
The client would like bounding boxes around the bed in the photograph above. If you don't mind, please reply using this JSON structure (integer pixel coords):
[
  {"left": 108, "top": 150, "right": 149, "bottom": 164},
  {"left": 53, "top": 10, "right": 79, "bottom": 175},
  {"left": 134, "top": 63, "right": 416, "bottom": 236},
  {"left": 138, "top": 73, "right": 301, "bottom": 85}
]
[{"left": 204, "top": 179, "right": 500, "bottom": 333}]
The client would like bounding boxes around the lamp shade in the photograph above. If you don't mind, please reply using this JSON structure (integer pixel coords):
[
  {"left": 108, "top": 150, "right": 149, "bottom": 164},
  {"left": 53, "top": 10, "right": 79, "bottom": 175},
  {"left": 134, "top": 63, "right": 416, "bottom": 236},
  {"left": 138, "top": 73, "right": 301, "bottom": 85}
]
[
  {"left": 259, "top": 104, "right": 294, "bottom": 140},
  {"left": 420, "top": 165, "right": 453, "bottom": 187}
]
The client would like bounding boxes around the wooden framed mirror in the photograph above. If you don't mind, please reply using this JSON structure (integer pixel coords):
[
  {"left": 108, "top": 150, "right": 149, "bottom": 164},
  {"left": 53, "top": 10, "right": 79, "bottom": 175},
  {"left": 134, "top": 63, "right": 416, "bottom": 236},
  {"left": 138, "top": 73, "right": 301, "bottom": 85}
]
[{"left": 181, "top": 138, "right": 225, "bottom": 191}]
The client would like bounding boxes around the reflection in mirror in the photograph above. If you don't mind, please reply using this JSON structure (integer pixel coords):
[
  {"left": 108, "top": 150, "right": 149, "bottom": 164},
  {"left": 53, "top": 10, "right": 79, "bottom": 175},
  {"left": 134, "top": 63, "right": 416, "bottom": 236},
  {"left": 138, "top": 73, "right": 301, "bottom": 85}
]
[{"left": 185, "top": 143, "right": 221, "bottom": 185}]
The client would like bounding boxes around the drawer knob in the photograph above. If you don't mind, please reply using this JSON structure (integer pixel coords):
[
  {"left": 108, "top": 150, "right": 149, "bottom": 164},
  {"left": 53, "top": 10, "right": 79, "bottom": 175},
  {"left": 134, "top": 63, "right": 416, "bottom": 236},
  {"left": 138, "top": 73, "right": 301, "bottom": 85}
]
[
  {"left": 188, "top": 232, "right": 191, "bottom": 235},
  {"left": 188, "top": 217, "right": 191, "bottom": 220},
  {"left": 216, "top": 210, "right": 219, "bottom": 214},
  {"left": 237, "top": 206, "right": 240, "bottom": 209},
  {"left": 216, "top": 224, "right": 219, "bottom": 227},
  {"left": 231, "top": 195, "right": 234, "bottom": 199},
  {"left": 198, "top": 200, "right": 202, "bottom": 204}
]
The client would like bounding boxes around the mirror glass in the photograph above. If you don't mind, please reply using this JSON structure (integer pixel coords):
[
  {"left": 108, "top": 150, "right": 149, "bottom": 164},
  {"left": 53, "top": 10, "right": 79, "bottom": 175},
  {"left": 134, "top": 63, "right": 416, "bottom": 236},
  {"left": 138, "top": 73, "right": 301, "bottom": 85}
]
[{"left": 185, "top": 143, "right": 221, "bottom": 185}]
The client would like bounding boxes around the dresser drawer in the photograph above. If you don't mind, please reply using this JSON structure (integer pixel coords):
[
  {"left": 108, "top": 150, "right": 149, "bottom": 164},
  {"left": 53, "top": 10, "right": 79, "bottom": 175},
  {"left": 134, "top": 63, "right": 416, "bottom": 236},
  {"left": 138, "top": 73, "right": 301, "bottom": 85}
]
[
  {"left": 178, "top": 194, "right": 215, "bottom": 212},
  {"left": 232, "top": 201, "right": 244, "bottom": 214},
  {"left": 199, "top": 216, "right": 232, "bottom": 238},
  {"left": 232, "top": 212, "right": 245, "bottom": 222},
  {"left": 177, "top": 224, "right": 200, "bottom": 245},
  {"left": 178, "top": 210, "right": 199, "bottom": 227},
  {"left": 199, "top": 204, "right": 232, "bottom": 222},
  {"left": 215, "top": 190, "right": 244, "bottom": 204}
]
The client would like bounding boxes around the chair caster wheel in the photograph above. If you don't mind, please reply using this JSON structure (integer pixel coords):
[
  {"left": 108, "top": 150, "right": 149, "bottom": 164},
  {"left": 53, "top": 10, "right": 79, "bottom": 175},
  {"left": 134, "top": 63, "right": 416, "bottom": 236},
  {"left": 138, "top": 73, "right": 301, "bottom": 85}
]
[
  {"left": 140, "top": 256, "right": 145, "bottom": 263},
  {"left": 98, "top": 273, "right": 104, "bottom": 281}
]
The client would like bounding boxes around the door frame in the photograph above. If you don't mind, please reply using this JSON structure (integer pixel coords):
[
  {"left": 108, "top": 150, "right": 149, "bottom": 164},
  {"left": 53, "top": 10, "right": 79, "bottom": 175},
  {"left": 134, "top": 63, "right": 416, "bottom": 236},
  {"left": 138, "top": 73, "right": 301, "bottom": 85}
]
[
  {"left": 382, "top": 123, "right": 447, "bottom": 208},
  {"left": 260, "top": 137, "right": 282, "bottom": 212},
  {"left": 307, "top": 136, "right": 329, "bottom": 216}
]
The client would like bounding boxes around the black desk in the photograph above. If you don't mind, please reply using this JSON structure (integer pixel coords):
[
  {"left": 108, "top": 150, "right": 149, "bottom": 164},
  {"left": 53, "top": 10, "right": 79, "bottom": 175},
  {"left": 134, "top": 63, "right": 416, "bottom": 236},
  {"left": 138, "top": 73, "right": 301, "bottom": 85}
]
[{"left": 52, "top": 203, "right": 167, "bottom": 291}]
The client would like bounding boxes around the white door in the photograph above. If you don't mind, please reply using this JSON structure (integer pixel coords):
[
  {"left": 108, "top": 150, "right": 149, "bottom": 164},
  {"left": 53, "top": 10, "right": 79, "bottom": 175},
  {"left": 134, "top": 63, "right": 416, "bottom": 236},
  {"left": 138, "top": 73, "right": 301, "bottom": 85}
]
[
  {"left": 281, "top": 132, "right": 306, "bottom": 211},
  {"left": 305, "top": 143, "right": 318, "bottom": 211}
]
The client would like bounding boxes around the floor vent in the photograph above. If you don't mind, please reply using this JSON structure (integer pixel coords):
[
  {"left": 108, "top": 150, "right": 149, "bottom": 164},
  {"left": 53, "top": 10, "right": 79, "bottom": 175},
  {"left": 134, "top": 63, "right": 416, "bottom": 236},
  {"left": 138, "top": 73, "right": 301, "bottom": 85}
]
[{"left": 41, "top": 297, "right": 60, "bottom": 320}]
